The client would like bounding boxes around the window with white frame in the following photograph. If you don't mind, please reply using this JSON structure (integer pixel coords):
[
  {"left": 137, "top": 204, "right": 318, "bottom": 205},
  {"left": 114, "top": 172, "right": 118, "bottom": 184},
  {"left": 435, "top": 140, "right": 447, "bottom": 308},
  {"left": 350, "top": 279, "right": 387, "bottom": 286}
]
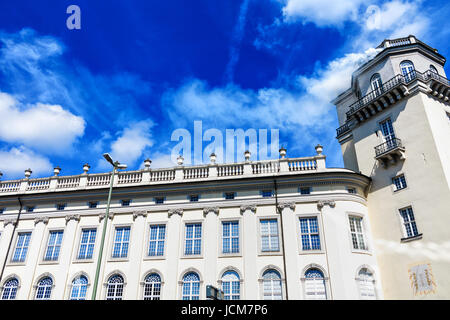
[
  {"left": 260, "top": 219, "right": 279, "bottom": 252},
  {"left": 299, "top": 217, "right": 321, "bottom": 251},
  {"left": 348, "top": 216, "right": 367, "bottom": 250},
  {"left": 379, "top": 118, "right": 396, "bottom": 145},
  {"left": 70, "top": 275, "right": 88, "bottom": 300},
  {"left": 106, "top": 274, "right": 124, "bottom": 300},
  {"left": 399, "top": 207, "right": 419, "bottom": 238},
  {"left": 222, "top": 221, "right": 239, "bottom": 254},
  {"left": 221, "top": 271, "right": 240, "bottom": 300},
  {"left": 143, "top": 273, "right": 161, "bottom": 300},
  {"left": 304, "top": 269, "right": 326, "bottom": 300},
  {"left": 88, "top": 201, "right": 98, "bottom": 208},
  {"left": 44, "top": 230, "right": 64, "bottom": 261},
  {"left": 78, "top": 229, "right": 96, "bottom": 259},
  {"left": 261, "top": 190, "right": 273, "bottom": 198},
  {"left": 370, "top": 73, "right": 383, "bottom": 95},
  {"left": 400, "top": 60, "right": 415, "bottom": 81},
  {"left": 184, "top": 223, "right": 202, "bottom": 255},
  {"left": 347, "top": 187, "right": 356, "bottom": 194},
  {"left": 262, "top": 269, "right": 282, "bottom": 300},
  {"left": 56, "top": 203, "right": 66, "bottom": 211},
  {"left": 357, "top": 268, "right": 376, "bottom": 300},
  {"left": 35, "top": 277, "right": 53, "bottom": 300},
  {"left": 182, "top": 272, "right": 200, "bottom": 300},
  {"left": 112, "top": 227, "right": 130, "bottom": 258},
  {"left": 1, "top": 278, "right": 19, "bottom": 300},
  {"left": 299, "top": 187, "right": 311, "bottom": 195},
  {"left": 393, "top": 174, "right": 407, "bottom": 191},
  {"left": 148, "top": 225, "right": 166, "bottom": 256},
  {"left": 120, "top": 199, "right": 131, "bottom": 207},
  {"left": 12, "top": 232, "right": 31, "bottom": 262}
]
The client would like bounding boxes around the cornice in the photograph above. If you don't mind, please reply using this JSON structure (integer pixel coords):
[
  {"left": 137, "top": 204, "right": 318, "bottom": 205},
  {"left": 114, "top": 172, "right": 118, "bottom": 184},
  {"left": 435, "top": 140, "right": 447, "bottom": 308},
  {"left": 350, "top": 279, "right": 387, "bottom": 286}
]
[
  {"left": 317, "top": 200, "right": 336, "bottom": 210},
  {"left": 202, "top": 207, "right": 219, "bottom": 217},
  {"left": 99, "top": 212, "right": 115, "bottom": 221},
  {"left": 34, "top": 216, "right": 49, "bottom": 225},
  {"left": 168, "top": 208, "right": 183, "bottom": 218},
  {"left": 132, "top": 210, "right": 148, "bottom": 220},
  {"left": 277, "top": 202, "right": 296, "bottom": 211},
  {"left": 240, "top": 204, "right": 257, "bottom": 214},
  {"left": 65, "top": 214, "right": 80, "bottom": 223}
]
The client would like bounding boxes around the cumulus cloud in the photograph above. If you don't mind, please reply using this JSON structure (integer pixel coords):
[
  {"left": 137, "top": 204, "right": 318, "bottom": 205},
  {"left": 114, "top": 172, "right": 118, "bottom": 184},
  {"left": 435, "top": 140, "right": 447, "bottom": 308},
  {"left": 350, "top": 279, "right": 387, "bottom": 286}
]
[
  {"left": 96, "top": 120, "right": 155, "bottom": 170},
  {"left": 0, "top": 92, "right": 85, "bottom": 154},
  {"left": 281, "top": 0, "right": 365, "bottom": 27},
  {"left": 0, "top": 146, "right": 53, "bottom": 178}
]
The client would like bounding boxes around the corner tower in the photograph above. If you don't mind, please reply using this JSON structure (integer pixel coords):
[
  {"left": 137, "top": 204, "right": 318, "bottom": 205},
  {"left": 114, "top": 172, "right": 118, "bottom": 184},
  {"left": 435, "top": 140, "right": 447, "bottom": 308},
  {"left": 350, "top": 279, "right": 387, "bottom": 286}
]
[{"left": 333, "top": 35, "right": 450, "bottom": 299}]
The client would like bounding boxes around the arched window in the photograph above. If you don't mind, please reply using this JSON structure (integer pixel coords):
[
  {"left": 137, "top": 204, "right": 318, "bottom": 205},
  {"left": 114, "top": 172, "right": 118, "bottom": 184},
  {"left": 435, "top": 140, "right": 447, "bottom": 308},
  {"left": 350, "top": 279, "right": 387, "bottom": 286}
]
[
  {"left": 1, "top": 278, "right": 19, "bottom": 300},
  {"left": 106, "top": 274, "right": 124, "bottom": 300},
  {"left": 357, "top": 268, "right": 376, "bottom": 300},
  {"left": 430, "top": 65, "right": 438, "bottom": 75},
  {"left": 35, "top": 277, "right": 53, "bottom": 300},
  {"left": 371, "top": 73, "right": 383, "bottom": 95},
  {"left": 400, "top": 61, "right": 415, "bottom": 81},
  {"left": 182, "top": 272, "right": 200, "bottom": 300},
  {"left": 262, "top": 269, "right": 282, "bottom": 300},
  {"left": 304, "top": 268, "right": 326, "bottom": 300},
  {"left": 143, "top": 273, "right": 161, "bottom": 300},
  {"left": 221, "top": 271, "right": 240, "bottom": 300},
  {"left": 70, "top": 275, "right": 88, "bottom": 300}
]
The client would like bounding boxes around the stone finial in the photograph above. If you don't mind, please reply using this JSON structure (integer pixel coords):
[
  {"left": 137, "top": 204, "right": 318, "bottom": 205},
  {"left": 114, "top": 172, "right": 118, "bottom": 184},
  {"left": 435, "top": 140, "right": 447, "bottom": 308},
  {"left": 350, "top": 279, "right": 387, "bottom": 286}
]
[
  {"left": 209, "top": 153, "right": 217, "bottom": 164},
  {"left": 24, "top": 168, "right": 32, "bottom": 179},
  {"left": 240, "top": 204, "right": 257, "bottom": 214},
  {"left": 177, "top": 155, "right": 184, "bottom": 166},
  {"left": 82, "top": 163, "right": 90, "bottom": 174},
  {"left": 144, "top": 159, "right": 152, "bottom": 170},
  {"left": 53, "top": 166, "right": 61, "bottom": 176},
  {"left": 244, "top": 150, "right": 251, "bottom": 162},
  {"left": 315, "top": 144, "right": 324, "bottom": 155},
  {"left": 279, "top": 147, "right": 287, "bottom": 159}
]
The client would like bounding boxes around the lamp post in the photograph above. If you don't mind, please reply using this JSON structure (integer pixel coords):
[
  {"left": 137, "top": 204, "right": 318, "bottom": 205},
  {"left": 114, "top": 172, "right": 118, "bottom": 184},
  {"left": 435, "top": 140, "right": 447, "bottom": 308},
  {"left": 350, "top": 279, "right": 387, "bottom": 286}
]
[{"left": 91, "top": 153, "right": 127, "bottom": 300}]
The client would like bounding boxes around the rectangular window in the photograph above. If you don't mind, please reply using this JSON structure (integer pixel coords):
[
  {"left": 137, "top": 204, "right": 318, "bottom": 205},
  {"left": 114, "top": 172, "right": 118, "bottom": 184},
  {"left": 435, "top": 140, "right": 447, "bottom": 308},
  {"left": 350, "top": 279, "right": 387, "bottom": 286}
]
[
  {"left": 78, "top": 229, "right": 97, "bottom": 259},
  {"left": 56, "top": 203, "right": 66, "bottom": 211},
  {"left": 399, "top": 207, "right": 419, "bottom": 238},
  {"left": 260, "top": 219, "right": 280, "bottom": 252},
  {"left": 300, "top": 187, "right": 311, "bottom": 195},
  {"left": 112, "top": 227, "right": 130, "bottom": 258},
  {"left": 300, "top": 217, "right": 321, "bottom": 250},
  {"left": 189, "top": 195, "right": 199, "bottom": 202},
  {"left": 44, "top": 230, "right": 64, "bottom": 261},
  {"left": 347, "top": 188, "right": 356, "bottom": 194},
  {"left": 184, "top": 223, "right": 202, "bottom": 255},
  {"left": 222, "top": 221, "right": 239, "bottom": 254},
  {"left": 261, "top": 190, "right": 273, "bottom": 198},
  {"left": 225, "top": 192, "right": 235, "bottom": 200},
  {"left": 349, "top": 216, "right": 367, "bottom": 250},
  {"left": 12, "top": 232, "right": 31, "bottom": 262},
  {"left": 155, "top": 197, "right": 165, "bottom": 204},
  {"left": 148, "top": 225, "right": 166, "bottom": 256},
  {"left": 0, "top": 208, "right": 4, "bottom": 214},
  {"left": 88, "top": 201, "right": 98, "bottom": 208},
  {"left": 121, "top": 200, "right": 131, "bottom": 207},
  {"left": 26, "top": 206, "right": 35, "bottom": 212},
  {"left": 392, "top": 174, "right": 407, "bottom": 191}
]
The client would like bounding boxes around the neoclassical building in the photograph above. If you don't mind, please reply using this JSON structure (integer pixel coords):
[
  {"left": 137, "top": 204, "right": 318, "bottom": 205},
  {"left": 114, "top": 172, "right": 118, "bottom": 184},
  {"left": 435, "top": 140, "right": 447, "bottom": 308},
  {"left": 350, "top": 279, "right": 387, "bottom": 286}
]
[{"left": 0, "top": 36, "right": 448, "bottom": 300}]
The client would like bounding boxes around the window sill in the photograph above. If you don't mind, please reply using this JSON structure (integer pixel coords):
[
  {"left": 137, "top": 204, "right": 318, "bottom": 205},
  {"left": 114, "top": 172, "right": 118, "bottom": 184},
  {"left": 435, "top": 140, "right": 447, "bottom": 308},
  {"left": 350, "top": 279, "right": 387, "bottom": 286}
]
[
  {"left": 108, "top": 257, "right": 129, "bottom": 262},
  {"left": 143, "top": 255, "right": 166, "bottom": 261},
  {"left": 299, "top": 250, "right": 325, "bottom": 255},
  {"left": 181, "top": 254, "right": 203, "bottom": 259},
  {"left": 258, "top": 251, "right": 283, "bottom": 257},
  {"left": 40, "top": 260, "right": 60, "bottom": 265},
  {"left": 219, "top": 253, "right": 242, "bottom": 258},
  {"left": 72, "top": 258, "right": 95, "bottom": 264},
  {"left": 351, "top": 249, "right": 372, "bottom": 255},
  {"left": 401, "top": 233, "right": 423, "bottom": 243}
]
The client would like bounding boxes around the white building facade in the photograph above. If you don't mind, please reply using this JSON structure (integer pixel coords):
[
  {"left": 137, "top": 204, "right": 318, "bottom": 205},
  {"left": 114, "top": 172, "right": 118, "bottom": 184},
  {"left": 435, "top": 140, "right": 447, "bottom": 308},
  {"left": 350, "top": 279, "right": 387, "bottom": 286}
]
[{"left": 0, "top": 147, "right": 381, "bottom": 300}]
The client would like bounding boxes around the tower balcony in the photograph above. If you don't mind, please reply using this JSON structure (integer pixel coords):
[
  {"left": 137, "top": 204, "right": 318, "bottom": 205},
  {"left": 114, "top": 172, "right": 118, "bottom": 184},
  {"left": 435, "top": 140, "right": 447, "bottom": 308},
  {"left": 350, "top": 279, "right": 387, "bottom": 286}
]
[{"left": 374, "top": 138, "right": 406, "bottom": 168}]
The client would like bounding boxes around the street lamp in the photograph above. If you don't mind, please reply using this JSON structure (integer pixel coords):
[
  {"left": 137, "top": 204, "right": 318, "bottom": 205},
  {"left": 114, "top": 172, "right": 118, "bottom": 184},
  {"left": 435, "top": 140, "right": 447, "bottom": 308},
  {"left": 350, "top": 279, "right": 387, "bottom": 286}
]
[{"left": 91, "top": 153, "right": 127, "bottom": 300}]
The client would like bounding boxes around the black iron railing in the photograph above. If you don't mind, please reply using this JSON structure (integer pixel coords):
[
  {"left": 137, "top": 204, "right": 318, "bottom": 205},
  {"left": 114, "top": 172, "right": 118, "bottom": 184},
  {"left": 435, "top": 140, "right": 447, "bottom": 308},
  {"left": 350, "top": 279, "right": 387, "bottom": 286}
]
[{"left": 375, "top": 138, "right": 403, "bottom": 157}]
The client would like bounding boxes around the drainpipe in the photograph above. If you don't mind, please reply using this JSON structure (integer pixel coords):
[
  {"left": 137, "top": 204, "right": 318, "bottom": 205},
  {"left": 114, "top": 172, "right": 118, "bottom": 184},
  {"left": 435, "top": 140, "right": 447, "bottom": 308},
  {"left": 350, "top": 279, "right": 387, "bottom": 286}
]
[
  {"left": 274, "top": 179, "right": 289, "bottom": 300},
  {"left": 0, "top": 197, "right": 23, "bottom": 284}
]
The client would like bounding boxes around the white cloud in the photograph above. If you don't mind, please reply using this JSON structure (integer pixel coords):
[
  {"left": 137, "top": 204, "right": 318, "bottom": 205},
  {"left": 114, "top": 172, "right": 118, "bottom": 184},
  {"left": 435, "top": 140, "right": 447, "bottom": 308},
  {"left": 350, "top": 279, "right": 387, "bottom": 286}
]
[
  {"left": 281, "top": 0, "right": 365, "bottom": 27},
  {"left": 0, "top": 146, "right": 53, "bottom": 178},
  {"left": 0, "top": 92, "right": 85, "bottom": 154},
  {"left": 96, "top": 120, "right": 155, "bottom": 170}
]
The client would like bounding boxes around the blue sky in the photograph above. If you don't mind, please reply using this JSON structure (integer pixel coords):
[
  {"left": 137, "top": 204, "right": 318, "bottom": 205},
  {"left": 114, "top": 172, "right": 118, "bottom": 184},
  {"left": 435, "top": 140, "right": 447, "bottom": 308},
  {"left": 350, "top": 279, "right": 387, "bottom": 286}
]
[{"left": 0, "top": 0, "right": 450, "bottom": 179}]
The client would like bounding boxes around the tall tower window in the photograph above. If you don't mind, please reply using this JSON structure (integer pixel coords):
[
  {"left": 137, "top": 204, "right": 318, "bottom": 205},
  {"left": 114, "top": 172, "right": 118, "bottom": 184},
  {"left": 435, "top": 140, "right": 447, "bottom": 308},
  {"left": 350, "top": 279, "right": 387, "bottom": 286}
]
[
  {"left": 370, "top": 73, "right": 383, "bottom": 95},
  {"left": 379, "top": 118, "right": 396, "bottom": 146},
  {"left": 399, "top": 207, "right": 420, "bottom": 238},
  {"left": 400, "top": 60, "right": 415, "bottom": 81}
]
